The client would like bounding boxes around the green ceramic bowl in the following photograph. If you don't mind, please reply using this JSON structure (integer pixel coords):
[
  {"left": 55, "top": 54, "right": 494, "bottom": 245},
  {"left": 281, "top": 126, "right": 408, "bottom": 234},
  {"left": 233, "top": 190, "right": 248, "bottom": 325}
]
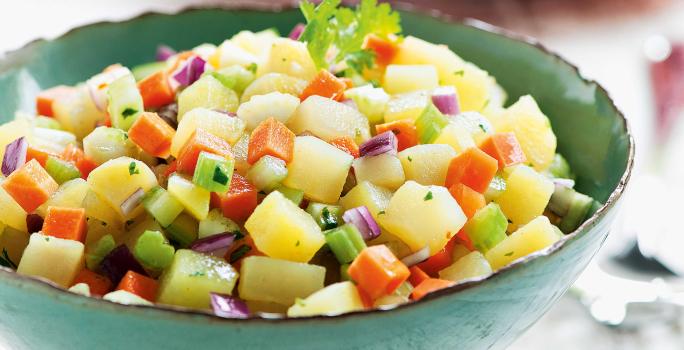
[{"left": 0, "top": 6, "right": 633, "bottom": 350}]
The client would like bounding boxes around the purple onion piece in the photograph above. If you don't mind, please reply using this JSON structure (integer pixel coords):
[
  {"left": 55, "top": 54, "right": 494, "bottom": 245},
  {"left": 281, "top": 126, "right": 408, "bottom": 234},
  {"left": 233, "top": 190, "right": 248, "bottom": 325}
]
[
  {"left": 172, "top": 55, "right": 206, "bottom": 87},
  {"left": 156, "top": 44, "right": 177, "bottom": 62},
  {"left": 400, "top": 247, "right": 430, "bottom": 267},
  {"left": 120, "top": 188, "right": 145, "bottom": 217},
  {"left": 158, "top": 103, "right": 179, "bottom": 128},
  {"left": 431, "top": 86, "right": 460, "bottom": 116},
  {"left": 342, "top": 206, "right": 380, "bottom": 241},
  {"left": 190, "top": 233, "right": 235, "bottom": 257},
  {"left": 210, "top": 293, "right": 250, "bottom": 319},
  {"left": 288, "top": 23, "right": 305, "bottom": 40},
  {"left": 26, "top": 214, "right": 44, "bottom": 234},
  {"left": 100, "top": 245, "right": 148, "bottom": 285},
  {"left": 358, "top": 131, "right": 398, "bottom": 157},
  {"left": 2, "top": 137, "right": 28, "bottom": 177}
]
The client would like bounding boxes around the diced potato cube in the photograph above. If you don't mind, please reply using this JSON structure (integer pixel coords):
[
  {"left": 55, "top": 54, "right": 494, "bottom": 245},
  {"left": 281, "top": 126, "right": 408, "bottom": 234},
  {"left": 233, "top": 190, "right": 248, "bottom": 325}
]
[
  {"left": 383, "top": 91, "right": 430, "bottom": 123},
  {"left": 210, "top": 40, "right": 260, "bottom": 69},
  {"left": 262, "top": 38, "right": 317, "bottom": 81},
  {"left": 379, "top": 181, "right": 466, "bottom": 254},
  {"left": 238, "top": 256, "right": 325, "bottom": 306},
  {"left": 17, "top": 233, "right": 85, "bottom": 287},
  {"left": 398, "top": 144, "right": 456, "bottom": 186},
  {"left": 0, "top": 177, "right": 27, "bottom": 231},
  {"left": 230, "top": 29, "right": 278, "bottom": 58},
  {"left": 485, "top": 216, "right": 561, "bottom": 270},
  {"left": 383, "top": 65, "right": 439, "bottom": 95},
  {"left": 283, "top": 136, "right": 353, "bottom": 204},
  {"left": 339, "top": 181, "right": 393, "bottom": 221},
  {"left": 494, "top": 165, "right": 553, "bottom": 226},
  {"left": 237, "top": 92, "right": 300, "bottom": 130},
  {"left": 0, "top": 227, "right": 30, "bottom": 265},
  {"left": 157, "top": 249, "right": 239, "bottom": 309},
  {"left": 36, "top": 178, "right": 89, "bottom": 217},
  {"left": 167, "top": 174, "right": 210, "bottom": 221},
  {"left": 177, "top": 75, "right": 239, "bottom": 120},
  {"left": 352, "top": 154, "right": 405, "bottom": 191},
  {"left": 439, "top": 251, "right": 492, "bottom": 282},
  {"left": 288, "top": 96, "right": 371, "bottom": 144},
  {"left": 452, "top": 111, "right": 493, "bottom": 146},
  {"left": 83, "top": 126, "right": 138, "bottom": 165},
  {"left": 245, "top": 191, "right": 325, "bottom": 263},
  {"left": 287, "top": 281, "right": 364, "bottom": 317},
  {"left": 170, "top": 107, "right": 245, "bottom": 157},
  {"left": 240, "top": 73, "right": 308, "bottom": 104},
  {"left": 82, "top": 189, "right": 123, "bottom": 229},
  {"left": 433, "top": 122, "right": 476, "bottom": 154},
  {"left": 52, "top": 86, "right": 105, "bottom": 140}
]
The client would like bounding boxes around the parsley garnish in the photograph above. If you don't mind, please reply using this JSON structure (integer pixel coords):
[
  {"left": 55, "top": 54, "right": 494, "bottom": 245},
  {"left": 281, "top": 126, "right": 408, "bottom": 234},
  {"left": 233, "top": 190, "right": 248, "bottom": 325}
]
[
  {"left": 377, "top": 210, "right": 385, "bottom": 215},
  {"left": 296, "top": 240, "right": 301, "bottom": 247},
  {"left": 101, "top": 221, "right": 107, "bottom": 226},
  {"left": 424, "top": 191, "right": 433, "bottom": 201},
  {"left": 321, "top": 207, "right": 338, "bottom": 230},
  {"left": 128, "top": 161, "right": 139, "bottom": 175},
  {"left": 232, "top": 230, "right": 245, "bottom": 241},
  {"left": 247, "top": 63, "right": 258, "bottom": 73},
  {"left": 121, "top": 108, "right": 138, "bottom": 119},
  {"left": 0, "top": 249, "right": 17, "bottom": 269},
  {"left": 189, "top": 271, "right": 205, "bottom": 277},
  {"left": 125, "top": 219, "right": 135, "bottom": 227},
  {"left": 454, "top": 70, "right": 464, "bottom": 76},
  {"left": 504, "top": 251, "right": 514, "bottom": 257},
  {"left": 229, "top": 245, "right": 251, "bottom": 263},
  {"left": 478, "top": 123, "right": 487, "bottom": 133},
  {"left": 482, "top": 99, "right": 490, "bottom": 110},
  {"left": 407, "top": 156, "right": 412, "bottom": 162},
  {"left": 212, "top": 165, "right": 229, "bottom": 185}
]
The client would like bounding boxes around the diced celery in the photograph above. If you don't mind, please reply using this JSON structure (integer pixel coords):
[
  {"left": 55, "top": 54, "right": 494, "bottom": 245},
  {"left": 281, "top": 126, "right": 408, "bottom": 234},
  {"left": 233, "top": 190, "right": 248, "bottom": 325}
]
[
  {"left": 324, "top": 224, "right": 367, "bottom": 264},
  {"left": 192, "top": 152, "right": 234, "bottom": 193},
  {"left": 339, "top": 264, "right": 351, "bottom": 281},
  {"left": 107, "top": 74, "right": 144, "bottom": 131},
  {"left": 85, "top": 234, "right": 116, "bottom": 270},
  {"left": 133, "top": 230, "right": 175, "bottom": 270},
  {"left": 142, "top": 186, "right": 185, "bottom": 228},
  {"left": 415, "top": 102, "right": 449, "bottom": 144},
  {"left": 198, "top": 209, "right": 241, "bottom": 239},
  {"left": 344, "top": 85, "right": 390, "bottom": 124},
  {"left": 559, "top": 191, "right": 593, "bottom": 234},
  {"left": 168, "top": 174, "right": 210, "bottom": 220},
  {"left": 246, "top": 155, "right": 288, "bottom": 192},
  {"left": 165, "top": 212, "right": 199, "bottom": 247},
  {"left": 34, "top": 116, "right": 62, "bottom": 130},
  {"left": 463, "top": 203, "right": 507, "bottom": 253},
  {"left": 484, "top": 175, "right": 507, "bottom": 202},
  {"left": 131, "top": 61, "right": 166, "bottom": 81},
  {"left": 204, "top": 65, "right": 255, "bottom": 94},
  {"left": 45, "top": 156, "right": 81, "bottom": 184},
  {"left": 306, "top": 203, "right": 342, "bottom": 230},
  {"left": 547, "top": 153, "right": 575, "bottom": 180},
  {"left": 275, "top": 185, "right": 305, "bottom": 205}
]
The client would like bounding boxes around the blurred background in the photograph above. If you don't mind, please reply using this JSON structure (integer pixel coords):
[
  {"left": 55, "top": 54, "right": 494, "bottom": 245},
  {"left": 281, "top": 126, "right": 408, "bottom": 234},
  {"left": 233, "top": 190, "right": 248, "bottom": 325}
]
[{"left": 1, "top": 0, "right": 684, "bottom": 348}]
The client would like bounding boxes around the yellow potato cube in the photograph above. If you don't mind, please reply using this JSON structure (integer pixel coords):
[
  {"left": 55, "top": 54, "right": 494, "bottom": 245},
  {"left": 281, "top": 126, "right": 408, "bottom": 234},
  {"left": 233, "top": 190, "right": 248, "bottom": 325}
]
[
  {"left": 237, "top": 91, "right": 300, "bottom": 130},
  {"left": 0, "top": 226, "right": 30, "bottom": 266},
  {"left": 288, "top": 96, "right": 371, "bottom": 144},
  {"left": 439, "top": 251, "right": 492, "bottom": 283},
  {"left": 339, "top": 181, "right": 393, "bottom": 221},
  {"left": 383, "top": 91, "right": 430, "bottom": 123},
  {"left": 167, "top": 174, "right": 210, "bottom": 221},
  {"left": 398, "top": 144, "right": 456, "bottom": 186},
  {"left": 17, "top": 233, "right": 85, "bottom": 288},
  {"left": 287, "top": 281, "right": 364, "bottom": 317},
  {"left": 485, "top": 216, "right": 561, "bottom": 270},
  {"left": 36, "top": 178, "right": 89, "bottom": 217},
  {"left": 240, "top": 73, "right": 308, "bottom": 104},
  {"left": 0, "top": 177, "right": 27, "bottom": 231},
  {"left": 433, "top": 122, "right": 476, "bottom": 154},
  {"left": 383, "top": 65, "right": 439, "bottom": 95},
  {"left": 495, "top": 165, "right": 554, "bottom": 226},
  {"left": 170, "top": 107, "right": 245, "bottom": 157},
  {"left": 262, "top": 38, "right": 317, "bottom": 81},
  {"left": 352, "top": 154, "right": 405, "bottom": 191}
]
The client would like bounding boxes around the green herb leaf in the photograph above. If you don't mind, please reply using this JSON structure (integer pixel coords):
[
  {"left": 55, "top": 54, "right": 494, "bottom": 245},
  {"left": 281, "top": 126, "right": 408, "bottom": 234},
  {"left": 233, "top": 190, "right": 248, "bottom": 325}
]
[
  {"left": 0, "top": 249, "right": 17, "bottom": 269},
  {"left": 454, "top": 70, "right": 464, "bottom": 76},
  {"left": 233, "top": 230, "right": 245, "bottom": 241},
  {"left": 407, "top": 156, "right": 412, "bottom": 162},
  {"left": 377, "top": 210, "right": 385, "bottom": 215},
  {"left": 424, "top": 191, "right": 433, "bottom": 201},
  {"left": 247, "top": 63, "right": 258, "bottom": 73},
  {"left": 189, "top": 271, "right": 205, "bottom": 277},
  {"left": 128, "top": 161, "right": 139, "bottom": 175},
  {"left": 504, "top": 251, "right": 514, "bottom": 257},
  {"left": 212, "top": 165, "right": 229, "bottom": 185},
  {"left": 321, "top": 207, "right": 338, "bottom": 230},
  {"left": 122, "top": 108, "right": 138, "bottom": 119},
  {"left": 295, "top": 240, "right": 301, "bottom": 247},
  {"left": 478, "top": 123, "right": 487, "bottom": 132},
  {"left": 229, "top": 245, "right": 251, "bottom": 263}
]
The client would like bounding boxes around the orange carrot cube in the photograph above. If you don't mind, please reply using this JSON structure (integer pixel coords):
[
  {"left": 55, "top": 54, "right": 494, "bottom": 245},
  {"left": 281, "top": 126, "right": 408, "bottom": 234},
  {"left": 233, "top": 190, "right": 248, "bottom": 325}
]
[
  {"left": 26, "top": 146, "right": 59, "bottom": 168},
  {"left": 363, "top": 34, "right": 399, "bottom": 66},
  {"left": 138, "top": 70, "right": 175, "bottom": 109},
  {"left": 479, "top": 132, "right": 527, "bottom": 169},
  {"left": 375, "top": 119, "right": 417, "bottom": 152},
  {"left": 116, "top": 270, "right": 158, "bottom": 302},
  {"left": 299, "top": 69, "right": 347, "bottom": 101},
  {"left": 247, "top": 117, "right": 295, "bottom": 164},
  {"left": 329, "top": 136, "right": 360, "bottom": 158},
  {"left": 408, "top": 266, "right": 430, "bottom": 287},
  {"left": 444, "top": 147, "right": 498, "bottom": 193},
  {"left": 36, "top": 85, "right": 76, "bottom": 117},
  {"left": 211, "top": 173, "right": 257, "bottom": 222},
  {"left": 42, "top": 206, "right": 87, "bottom": 242},
  {"left": 448, "top": 183, "right": 486, "bottom": 219},
  {"left": 72, "top": 269, "right": 113, "bottom": 296},
  {"left": 348, "top": 245, "right": 410, "bottom": 300},
  {"left": 128, "top": 112, "right": 176, "bottom": 158},
  {"left": 411, "top": 278, "right": 454, "bottom": 301},
  {"left": 1, "top": 159, "right": 58, "bottom": 212},
  {"left": 61, "top": 144, "right": 98, "bottom": 178},
  {"left": 176, "top": 129, "right": 233, "bottom": 175}
]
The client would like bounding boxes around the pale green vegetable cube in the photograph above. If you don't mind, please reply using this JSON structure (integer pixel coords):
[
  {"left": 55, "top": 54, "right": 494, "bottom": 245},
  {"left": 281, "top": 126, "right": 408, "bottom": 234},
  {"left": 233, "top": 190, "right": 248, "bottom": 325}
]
[
  {"left": 134, "top": 230, "right": 175, "bottom": 270},
  {"left": 198, "top": 209, "right": 241, "bottom": 239},
  {"left": 339, "top": 181, "right": 393, "bottom": 221},
  {"left": 142, "top": 186, "right": 185, "bottom": 228},
  {"left": 439, "top": 251, "right": 492, "bottom": 283},
  {"left": 383, "top": 65, "right": 439, "bottom": 95},
  {"left": 344, "top": 85, "right": 390, "bottom": 124},
  {"left": 288, "top": 96, "right": 371, "bottom": 144},
  {"left": 83, "top": 126, "right": 138, "bottom": 165},
  {"left": 167, "top": 174, "right": 210, "bottom": 221},
  {"left": 170, "top": 107, "right": 245, "bottom": 157},
  {"left": 177, "top": 75, "right": 239, "bottom": 120},
  {"left": 237, "top": 91, "right": 300, "bottom": 130},
  {"left": 107, "top": 74, "right": 144, "bottom": 131},
  {"left": 398, "top": 144, "right": 456, "bottom": 186},
  {"left": 240, "top": 73, "right": 308, "bottom": 103},
  {"left": 352, "top": 154, "right": 405, "bottom": 191},
  {"left": 246, "top": 155, "right": 288, "bottom": 192},
  {"left": 287, "top": 281, "right": 364, "bottom": 317},
  {"left": 85, "top": 234, "right": 115, "bottom": 270},
  {"left": 205, "top": 65, "right": 255, "bottom": 94},
  {"left": 485, "top": 216, "right": 561, "bottom": 270},
  {"left": 494, "top": 165, "right": 554, "bottom": 227},
  {"left": 17, "top": 233, "right": 85, "bottom": 288},
  {"left": 383, "top": 91, "right": 430, "bottom": 123}
]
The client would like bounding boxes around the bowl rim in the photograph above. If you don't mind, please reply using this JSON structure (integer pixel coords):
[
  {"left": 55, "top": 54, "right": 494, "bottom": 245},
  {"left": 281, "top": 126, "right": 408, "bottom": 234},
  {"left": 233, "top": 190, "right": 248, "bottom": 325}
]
[{"left": 0, "top": 2, "right": 635, "bottom": 324}]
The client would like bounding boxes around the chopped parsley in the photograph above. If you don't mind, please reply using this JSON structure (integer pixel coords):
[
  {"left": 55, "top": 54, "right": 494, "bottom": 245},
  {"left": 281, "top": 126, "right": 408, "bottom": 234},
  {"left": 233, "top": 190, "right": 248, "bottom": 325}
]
[
  {"left": 101, "top": 221, "right": 108, "bottom": 226},
  {"left": 478, "top": 123, "right": 487, "bottom": 133},
  {"left": 454, "top": 70, "right": 464, "bottom": 76},
  {"left": 125, "top": 219, "right": 135, "bottom": 227},
  {"left": 0, "top": 249, "right": 17, "bottom": 269},
  {"left": 407, "top": 156, "right": 412, "bottom": 162},
  {"left": 247, "top": 63, "right": 258, "bottom": 73},
  {"left": 212, "top": 165, "right": 229, "bottom": 185},
  {"left": 423, "top": 191, "right": 433, "bottom": 201},
  {"left": 229, "top": 245, "right": 251, "bottom": 263},
  {"left": 507, "top": 219, "right": 513, "bottom": 224},
  {"left": 482, "top": 99, "right": 490, "bottom": 110},
  {"left": 504, "top": 251, "right": 514, "bottom": 257},
  {"left": 128, "top": 161, "right": 139, "bottom": 175},
  {"left": 189, "top": 271, "right": 205, "bottom": 277},
  {"left": 296, "top": 240, "right": 301, "bottom": 247},
  {"left": 232, "top": 230, "right": 245, "bottom": 241},
  {"left": 321, "top": 207, "right": 338, "bottom": 230},
  {"left": 377, "top": 210, "right": 385, "bottom": 215},
  {"left": 121, "top": 108, "right": 138, "bottom": 119}
]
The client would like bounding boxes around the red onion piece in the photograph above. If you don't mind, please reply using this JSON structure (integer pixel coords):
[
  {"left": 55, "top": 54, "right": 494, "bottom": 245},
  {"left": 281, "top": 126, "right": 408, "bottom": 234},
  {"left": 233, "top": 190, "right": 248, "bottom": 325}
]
[
  {"left": 342, "top": 206, "right": 380, "bottom": 240},
  {"left": 431, "top": 86, "right": 460, "bottom": 116},
  {"left": 26, "top": 214, "right": 44, "bottom": 234},
  {"left": 156, "top": 44, "right": 177, "bottom": 62},
  {"left": 2, "top": 137, "right": 27, "bottom": 177},
  {"left": 100, "top": 245, "right": 148, "bottom": 285},
  {"left": 190, "top": 233, "right": 235, "bottom": 258},
  {"left": 120, "top": 188, "right": 145, "bottom": 216},
  {"left": 288, "top": 23, "right": 305, "bottom": 40},
  {"left": 400, "top": 246, "right": 430, "bottom": 267},
  {"left": 172, "top": 56, "right": 206, "bottom": 87},
  {"left": 210, "top": 293, "right": 250, "bottom": 319},
  {"left": 359, "top": 131, "right": 398, "bottom": 157},
  {"left": 86, "top": 66, "right": 132, "bottom": 111}
]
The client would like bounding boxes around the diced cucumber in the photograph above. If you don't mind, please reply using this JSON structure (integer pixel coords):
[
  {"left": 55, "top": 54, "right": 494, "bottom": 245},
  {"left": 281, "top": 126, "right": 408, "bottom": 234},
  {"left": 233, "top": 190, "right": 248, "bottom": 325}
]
[
  {"left": 34, "top": 116, "right": 62, "bottom": 130},
  {"left": 246, "top": 155, "right": 288, "bottom": 192},
  {"left": 344, "top": 85, "right": 390, "bottom": 124},
  {"left": 85, "top": 234, "right": 116, "bottom": 270},
  {"left": 198, "top": 209, "right": 241, "bottom": 239},
  {"left": 133, "top": 230, "right": 175, "bottom": 270},
  {"left": 484, "top": 175, "right": 506, "bottom": 202},
  {"left": 131, "top": 61, "right": 166, "bottom": 81},
  {"left": 142, "top": 186, "right": 185, "bottom": 228},
  {"left": 45, "top": 156, "right": 81, "bottom": 184},
  {"left": 275, "top": 185, "right": 305, "bottom": 205},
  {"left": 83, "top": 126, "right": 138, "bottom": 165},
  {"left": 306, "top": 203, "right": 342, "bottom": 230},
  {"left": 546, "top": 153, "right": 575, "bottom": 180},
  {"left": 107, "top": 74, "right": 144, "bottom": 131},
  {"left": 204, "top": 65, "right": 255, "bottom": 95},
  {"left": 415, "top": 102, "right": 449, "bottom": 144},
  {"left": 192, "top": 152, "right": 234, "bottom": 193},
  {"left": 463, "top": 203, "right": 507, "bottom": 253},
  {"left": 558, "top": 191, "right": 593, "bottom": 234},
  {"left": 165, "top": 212, "right": 199, "bottom": 248},
  {"left": 324, "top": 224, "right": 367, "bottom": 264}
]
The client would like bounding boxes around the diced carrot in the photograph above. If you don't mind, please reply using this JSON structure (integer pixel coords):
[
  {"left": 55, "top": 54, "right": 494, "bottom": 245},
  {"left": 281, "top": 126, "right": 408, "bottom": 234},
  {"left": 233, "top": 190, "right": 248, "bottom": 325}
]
[
  {"left": 36, "top": 85, "right": 76, "bottom": 117},
  {"left": 42, "top": 206, "right": 87, "bottom": 242},
  {"left": 356, "top": 285, "right": 374, "bottom": 309},
  {"left": 247, "top": 117, "right": 295, "bottom": 164},
  {"left": 116, "top": 270, "right": 159, "bottom": 302},
  {"left": 375, "top": 119, "right": 417, "bottom": 151},
  {"left": 411, "top": 278, "right": 454, "bottom": 301},
  {"left": 363, "top": 34, "right": 399, "bottom": 66},
  {"left": 138, "top": 70, "right": 175, "bottom": 109},
  {"left": 408, "top": 266, "right": 430, "bottom": 287},
  {"left": 416, "top": 238, "right": 456, "bottom": 277},
  {"left": 448, "top": 183, "right": 486, "bottom": 219},
  {"left": 340, "top": 77, "right": 354, "bottom": 90},
  {"left": 299, "top": 69, "right": 347, "bottom": 101},
  {"left": 128, "top": 112, "right": 176, "bottom": 158},
  {"left": 61, "top": 144, "right": 98, "bottom": 178},
  {"left": 329, "top": 136, "right": 360, "bottom": 158},
  {"left": 348, "top": 245, "right": 410, "bottom": 300},
  {"left": 479, "top": 132, "right": 527, "bottom": 169},
  {"left": 223, "top": 234, "right": 263, "bottom": 269},
  {"left": 444, "top": 147, "right": 498, "bottom": 193},
  {"left": 164, "top": 160, "right": 178, "bottom": 178},
  {"left": 211, "top": 173, "right": 257, "bottom": 222},
  {"left": 26, "top": 146, "right": 59, "bottom": 167},
  {"left": 1, "top": 159, "right": 58, "bottom": 212},
  {"left": 72, "top": 269, "right": 112, "bottom": 297},
  {"left": 456, "top": 229, "right": 475, "bottom": 251},
  {"left": 176, "top": 129, "right": 233, "bottom": 175}
]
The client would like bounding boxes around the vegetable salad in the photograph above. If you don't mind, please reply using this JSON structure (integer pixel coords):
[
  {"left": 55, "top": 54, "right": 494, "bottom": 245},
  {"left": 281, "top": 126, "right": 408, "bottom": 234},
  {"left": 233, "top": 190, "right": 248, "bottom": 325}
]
[{"left": 0, "top": 0, "right": 597, "bottom": 318}]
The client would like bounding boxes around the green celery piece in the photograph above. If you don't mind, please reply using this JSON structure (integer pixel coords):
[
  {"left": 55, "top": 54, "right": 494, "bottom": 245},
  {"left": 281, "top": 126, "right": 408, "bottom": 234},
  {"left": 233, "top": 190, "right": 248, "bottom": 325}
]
[
  {"left": 324, "top": 224, "right": 367, "bottom": 264},
  {"left": 34, "top": 116, "right": 62, "bottom": 130},
  {"left": 131, "top": 61, "right": 166, "bottom": 81},
  {"left": 204, "top": 66, "right": 255, "bottom": 95},
  {"left": 246, "top": 155, "right": 288, "bottom": 192},
  {"left": 415, "top": 102, "right": 449, "bottom": 144},
  {"left": 339, "top": 263, "right": 351, "bottom": 281},
  {"left": 86, "top": 234, "right": 116, "bottom": 270},
  {"left": 484, "top": 175, "right": 507, "bottom": 202},
  {"left": 559, "top": 191, "right": 593, "bottom": 234},
  {"left": 165, "top": 212, "right": 199, "bottom": 248},
  {"left": 107, "top": 74, "right": 144, "bottom": 131},
  {"left": 306, "top": 203, "right": 342, "bottom": 230},
  {"left": 198, "top": 209, "right": 241, "bottom": 239},
  {"left": 192, "top": 152, "right": 234, "bottom": 193},
  {"left": 45, "top": 156, "right": 81, "bottom": 184},
  {"left": 463, "top": 203, "right": 507, "bottom": 253},
  {"left": 143, "top": 186, "right": 185, "bottom": 227},
  {"left": 275, "top": 185, "right": 305, "bottom": 205},
  {"left": 134, "top": 230, "right": 175, "bottom": 270},
  {"left": 547, "top": 153, "right": 575, "bottom": 180}
]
